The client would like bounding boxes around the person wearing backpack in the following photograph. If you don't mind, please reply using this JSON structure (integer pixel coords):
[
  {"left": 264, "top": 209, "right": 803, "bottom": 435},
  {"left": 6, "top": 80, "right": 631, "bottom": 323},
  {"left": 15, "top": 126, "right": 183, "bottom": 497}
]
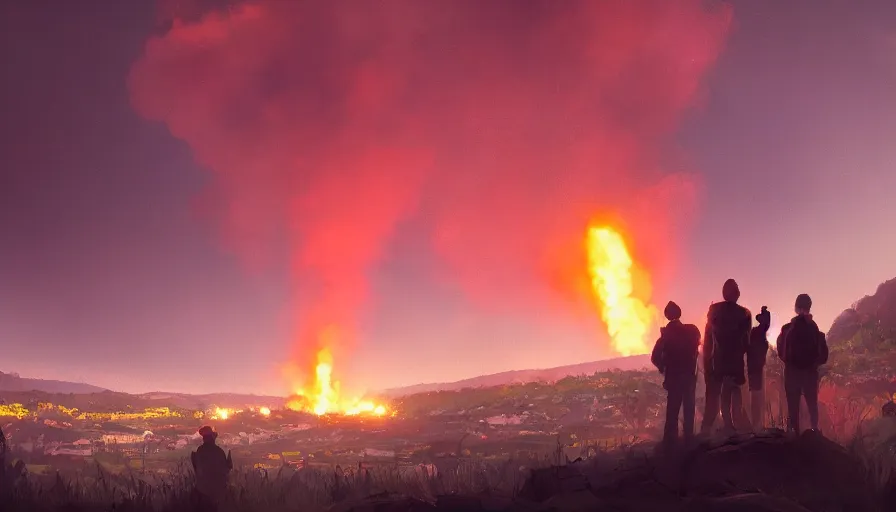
[
  {"left": 651, "top": 301, "right": 701, "bottom": 447},
  {"left": 701, "top": 279, "right": 752, "bottom": 434},
  {"left": 747, "top": 306, "right": 771, "bottom": 430},
  {"left": 776, "top": 293, "right": 829, "bottom": 433}
]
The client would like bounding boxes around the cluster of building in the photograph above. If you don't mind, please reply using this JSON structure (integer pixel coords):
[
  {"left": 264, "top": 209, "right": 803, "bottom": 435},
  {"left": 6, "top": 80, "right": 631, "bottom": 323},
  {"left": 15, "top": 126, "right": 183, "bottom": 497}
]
[{"left": 12, "top": 430, "right": 168, "bottom": 457}]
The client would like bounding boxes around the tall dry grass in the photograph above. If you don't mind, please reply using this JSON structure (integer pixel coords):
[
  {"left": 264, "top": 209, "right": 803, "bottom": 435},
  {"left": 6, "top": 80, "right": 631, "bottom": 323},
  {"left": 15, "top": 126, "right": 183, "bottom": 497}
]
[{"left": 0, "top": 451, "right": 561, "bottom": 512}]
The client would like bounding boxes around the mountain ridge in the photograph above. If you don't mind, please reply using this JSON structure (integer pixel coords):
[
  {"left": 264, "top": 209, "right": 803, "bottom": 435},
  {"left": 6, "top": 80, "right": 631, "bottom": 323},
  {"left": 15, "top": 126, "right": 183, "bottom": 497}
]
[
  {"left": 0, "top": 371, "right": 107, "bottom": 394},
  {"left": 137, "top": 391, "right": 287, "bottom": 409},
  {"left": 381, "top": 354, "right": 653, "bottom": 397},
  {"left": 0, "top": 371, "right": 285, "bottom": 408},
  {"left": 3, "top": 356, "right": 656, "bottom": 402},
  {"left": 824, "top": 275, "right": 896, "bottom": 387}
]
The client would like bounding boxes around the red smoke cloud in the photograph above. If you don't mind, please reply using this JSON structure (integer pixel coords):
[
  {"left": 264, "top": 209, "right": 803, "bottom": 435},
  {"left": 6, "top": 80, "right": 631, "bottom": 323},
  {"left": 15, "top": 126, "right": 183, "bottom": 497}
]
[{"left": 130, "top": 0, "right": 731, "bottom": 388}]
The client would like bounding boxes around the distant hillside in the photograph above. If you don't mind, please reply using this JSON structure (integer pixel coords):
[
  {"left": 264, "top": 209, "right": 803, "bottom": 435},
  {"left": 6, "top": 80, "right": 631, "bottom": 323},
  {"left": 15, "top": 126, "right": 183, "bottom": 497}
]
[
  {"left": 0, "top": 371, "right": 107, "bottom": 394},
  {"left": 382, "top": 354, "right": 653, "bottom": 397},
  {"left": 828, "top": 276, "right": 896, "bottom": 345},
  {"left": 0, "top": 371, "right": 284, "bottom": 409},
  {"left": 825, "top": 276, "right": 896, "bottom": 388},
  {"left": 139, "top": 392, "right": 286, "bottom": 410}
]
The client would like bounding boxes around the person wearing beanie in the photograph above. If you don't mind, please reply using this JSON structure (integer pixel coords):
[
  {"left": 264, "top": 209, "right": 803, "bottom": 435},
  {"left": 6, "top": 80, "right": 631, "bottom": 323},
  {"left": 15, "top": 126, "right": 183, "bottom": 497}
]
[
  {"left": 651, "top": 301, "right": 701, "bottom": 447},
  {"left": 747, "top": 307, "right": 772, "bottom": 430},
  {"left": 795, "top": 293, "right": 812, "bottom": 312},
  {"left": 663, "top": 301, "right": 682, "bottom": 322},
  {"left": 722, "top": 279, "right": 741, "bottom": 303},
  {"left": 701, "top": 279, "right": 752, "bottom": 435},
  {"left": 776, "top": 293, "right": 829, "bottom": 434}
]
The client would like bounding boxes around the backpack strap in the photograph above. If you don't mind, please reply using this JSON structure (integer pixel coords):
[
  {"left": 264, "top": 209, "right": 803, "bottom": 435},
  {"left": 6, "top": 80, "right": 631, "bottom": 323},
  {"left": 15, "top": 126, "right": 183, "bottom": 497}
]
[{"left": 817, "top": 330, "right": 829, "bottom": 366}]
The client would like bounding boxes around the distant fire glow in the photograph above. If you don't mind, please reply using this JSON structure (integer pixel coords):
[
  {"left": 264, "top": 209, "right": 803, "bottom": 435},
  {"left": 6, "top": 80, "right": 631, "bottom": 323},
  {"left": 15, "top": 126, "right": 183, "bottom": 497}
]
[
  {"left": 286, "top": 347, "right": 388, "bottom": 417},
  {"left": 586, "top": 225, "right": 658, "bottom": 356},
  {"left": 211, "top": 407, "right": 237, "bottom": 420},
  {"left": 0, "top": 403, "right": 183, "bottom": 421}
]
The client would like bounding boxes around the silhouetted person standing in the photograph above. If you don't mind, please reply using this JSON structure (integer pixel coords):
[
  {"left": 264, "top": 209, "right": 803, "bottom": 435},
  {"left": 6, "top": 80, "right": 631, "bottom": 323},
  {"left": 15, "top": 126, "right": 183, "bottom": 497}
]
[
  {"left": 701, "top": 279, "right": 751, "bottom": 434},
  {"left": 651, "top": 301, "right": 701, "bottom": 447},
  {"left": 747, "top": 306, "right": 771, "bottom": 430},
  {"left": 191, "top": 425, "right": 233, "bottom": 511},
  {"left": 0, "top": 425, "right": 6, "bottom": 463},
  {"left": 883, "top": 395, "right": 896, "bottom": 417},
  {"left": 777, "top": 294, "right": 828, "bottom": 433}
]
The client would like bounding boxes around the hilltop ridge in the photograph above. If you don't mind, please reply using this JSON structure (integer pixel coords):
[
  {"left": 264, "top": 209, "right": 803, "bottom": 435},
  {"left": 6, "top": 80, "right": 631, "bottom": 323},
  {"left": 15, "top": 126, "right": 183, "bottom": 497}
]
[
  {"left": 137, "top": 392, "right": 286, "bottom": 410},
  {"left": 0, "top": 372, "right": 284, "bottom": 409},
  {"left": 823, "top": 275, "right": 896, "bottom": 387},
  {"left": 381, "top": 354, "right": 652, "bottom": 397},
  {"left": 3, "top": 355, "right": 655, "bottom": 402},
  {"left": 0, "top": 371, "right": 107, "bottom": 395}
]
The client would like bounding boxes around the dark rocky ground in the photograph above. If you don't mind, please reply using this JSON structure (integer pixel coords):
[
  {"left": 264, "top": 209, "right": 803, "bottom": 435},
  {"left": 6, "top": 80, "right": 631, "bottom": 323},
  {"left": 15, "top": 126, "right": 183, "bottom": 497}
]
[
  {"left": 2, "top": 426, "right": 894, "bottom": 511},
  {"left": 331, "top": 429, "right": 896, "bottom": 512}
]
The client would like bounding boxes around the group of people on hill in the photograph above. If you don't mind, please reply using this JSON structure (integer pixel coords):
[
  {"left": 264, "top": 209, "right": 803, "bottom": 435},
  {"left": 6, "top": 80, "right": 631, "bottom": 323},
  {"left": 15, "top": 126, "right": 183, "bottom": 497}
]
[{"left": 651, "top": 278, "right": 829, "bottom": 447}]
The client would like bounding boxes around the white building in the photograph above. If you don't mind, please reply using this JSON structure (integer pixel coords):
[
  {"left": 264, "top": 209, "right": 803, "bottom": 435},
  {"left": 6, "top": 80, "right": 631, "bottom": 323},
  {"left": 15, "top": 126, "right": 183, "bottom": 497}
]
[
  {"left": 49, "top": 446, "right": 93, "bottom": 457},
  {"left": 102, "top": 430, "right": 153, "bottom": 445}
]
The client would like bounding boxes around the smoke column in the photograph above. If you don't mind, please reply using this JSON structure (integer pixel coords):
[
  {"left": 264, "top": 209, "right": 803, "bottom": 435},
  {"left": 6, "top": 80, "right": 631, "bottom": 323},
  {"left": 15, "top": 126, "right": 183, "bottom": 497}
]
[{"left": 130, "top": 0, "right": 731, "bottom": 390}]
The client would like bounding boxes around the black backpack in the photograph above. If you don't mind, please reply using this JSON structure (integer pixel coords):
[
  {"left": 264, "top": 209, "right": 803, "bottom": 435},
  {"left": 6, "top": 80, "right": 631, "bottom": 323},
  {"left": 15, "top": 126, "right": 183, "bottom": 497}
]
[
  {"left": 661, "top": 323, "right": 700, "bottom": 376},
  {"left": 710, "top": 304, "right": 749, "bottom": 373},
  {"left": 784, "top": 316, "right": 822, "bottom": 369}
]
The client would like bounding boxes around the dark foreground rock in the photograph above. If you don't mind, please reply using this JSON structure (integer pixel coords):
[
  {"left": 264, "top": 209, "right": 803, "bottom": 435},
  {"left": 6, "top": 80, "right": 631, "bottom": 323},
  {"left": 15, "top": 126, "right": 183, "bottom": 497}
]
[
  {"left": 677, "top": 429, "right": 876, "bottom": 511},
  {"left": 683, "top": 494, "right": 812, "bottom": 512},
  {"left": 328, "top": 494, "right": 436, "bottom": 512},
  {"left": 332, "top": 430, "right": 890, "bottom": 512},
  {"left": 518, "top": 464, "right": 590, "bottom": 502}
]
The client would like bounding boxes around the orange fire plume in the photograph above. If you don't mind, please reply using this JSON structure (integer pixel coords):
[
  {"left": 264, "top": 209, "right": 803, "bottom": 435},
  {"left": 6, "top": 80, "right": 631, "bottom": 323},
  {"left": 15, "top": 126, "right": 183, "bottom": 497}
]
[
  {"left": 286, "top": 346, "right": 388, "bottom": 417},
  {"left": 585, "top": 225, "right": 658, "bottom": 356}
]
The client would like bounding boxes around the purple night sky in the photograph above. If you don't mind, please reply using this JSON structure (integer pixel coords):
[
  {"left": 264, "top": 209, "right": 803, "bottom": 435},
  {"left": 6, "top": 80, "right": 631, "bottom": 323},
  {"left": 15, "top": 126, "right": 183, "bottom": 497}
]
[{"left": 1, "top": 0, "right": 894, "bottom": 396}]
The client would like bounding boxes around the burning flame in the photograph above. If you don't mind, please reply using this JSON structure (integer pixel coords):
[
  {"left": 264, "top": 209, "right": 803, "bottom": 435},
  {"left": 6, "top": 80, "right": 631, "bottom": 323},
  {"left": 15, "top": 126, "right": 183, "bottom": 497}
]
[
  {"left": 211, "top": 407, "right": 238, "bottom": 420},
  {"left": 258, "top": 407, "right": 271, "bottom": 416},
  {"left": 286, "top": 347, "right": 389, "bottom": 417},
  {"left": 586, "top": 225, "right": 657, "bottom": 356}
]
